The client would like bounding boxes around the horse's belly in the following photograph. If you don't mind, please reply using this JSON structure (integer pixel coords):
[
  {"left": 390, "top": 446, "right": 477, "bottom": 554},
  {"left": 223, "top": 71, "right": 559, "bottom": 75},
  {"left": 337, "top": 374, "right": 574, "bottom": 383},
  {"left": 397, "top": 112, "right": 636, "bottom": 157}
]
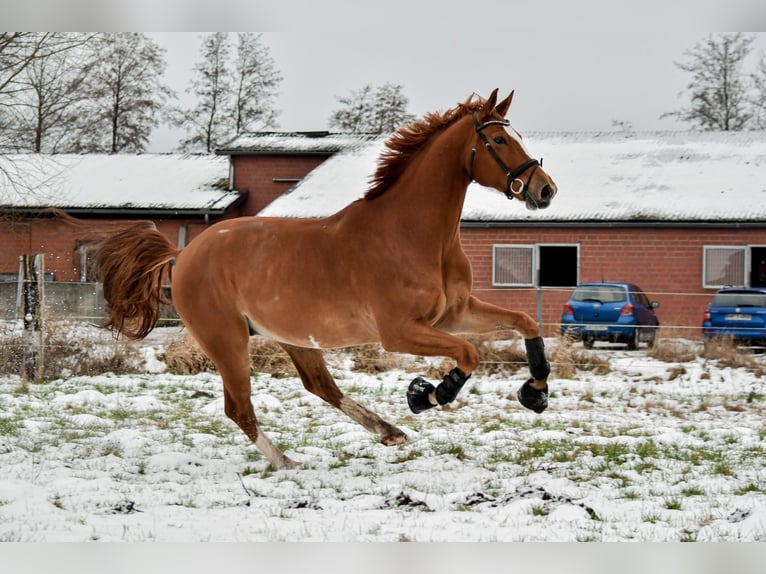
[{"left": 246, "top": 302, "right": 379, "bottom": 350}]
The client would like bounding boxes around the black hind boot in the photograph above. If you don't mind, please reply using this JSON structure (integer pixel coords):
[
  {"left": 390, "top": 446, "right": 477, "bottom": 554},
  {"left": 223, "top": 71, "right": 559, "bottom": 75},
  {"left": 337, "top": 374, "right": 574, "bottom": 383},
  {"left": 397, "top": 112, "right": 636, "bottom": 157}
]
[
  {"left": 517, "top": 378, "right": 548, "bottom": 413},
  {"left": 407, "top": 368, "right": 470, "bottom": 414}
]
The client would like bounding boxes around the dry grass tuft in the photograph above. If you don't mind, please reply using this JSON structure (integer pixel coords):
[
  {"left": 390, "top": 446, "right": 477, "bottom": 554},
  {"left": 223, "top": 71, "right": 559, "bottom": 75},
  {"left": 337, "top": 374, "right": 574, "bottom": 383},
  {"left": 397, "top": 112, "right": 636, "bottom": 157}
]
[
  {"left": 0, "top": 320, "right": 140, "bottom": 379},
  {"left": 551, "top": 336, "right": 611, "bottom": 378},
  {"left": 467, "top": 336, "right": 526, "bottom": 376},
  {"left": 701, "top": 337, "right": 766, "bottom": 376},
  {"left": 162, "top": 334, "right": 296, "bottom": 377},
  {"left": 647, "top": 339, "right": 697, "bottom": 363},
  {"left": 347, "top": 344, "right": 401, "bottom": 374}
]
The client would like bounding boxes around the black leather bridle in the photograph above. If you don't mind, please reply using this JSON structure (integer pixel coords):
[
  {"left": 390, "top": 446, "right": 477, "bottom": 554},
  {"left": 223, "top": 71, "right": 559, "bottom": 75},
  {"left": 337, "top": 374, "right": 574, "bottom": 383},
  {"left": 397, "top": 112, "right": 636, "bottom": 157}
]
[{"left": 468, "top": 111, "right": 542, "bottom": 201}]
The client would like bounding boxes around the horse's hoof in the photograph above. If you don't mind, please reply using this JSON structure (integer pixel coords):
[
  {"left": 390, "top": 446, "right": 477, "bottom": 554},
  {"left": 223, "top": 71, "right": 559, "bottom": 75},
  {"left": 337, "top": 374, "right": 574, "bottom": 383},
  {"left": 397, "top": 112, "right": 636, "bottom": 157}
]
[
  {"left": 381, "top": 430, "right": 409, "bottom": 446},
  {"left": 407, "top": 377, "right": 436, "bottom": 414},
  {"left": 517, "top": 377, "right": 548, "bottom": 414},
  {"left": 273, "top": 456, "right": 300, "bottom": 470}
]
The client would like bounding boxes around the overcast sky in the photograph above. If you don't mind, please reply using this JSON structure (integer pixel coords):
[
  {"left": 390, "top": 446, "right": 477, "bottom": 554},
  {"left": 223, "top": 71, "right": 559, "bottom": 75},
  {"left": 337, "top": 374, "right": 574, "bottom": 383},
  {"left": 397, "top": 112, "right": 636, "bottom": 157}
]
[
  {"left": 147, "top": 27, "right": 766, "bottom": 152},
  {"left": 5, "top": 0, "right": 759, "bottom": 153}
]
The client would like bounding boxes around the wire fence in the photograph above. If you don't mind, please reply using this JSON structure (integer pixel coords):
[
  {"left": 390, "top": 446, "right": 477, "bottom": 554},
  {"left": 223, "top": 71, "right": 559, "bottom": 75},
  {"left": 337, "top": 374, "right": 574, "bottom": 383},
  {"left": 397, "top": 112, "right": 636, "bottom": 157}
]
[{"left": 2, "top": 280, "right": 764, "bottom": 381}]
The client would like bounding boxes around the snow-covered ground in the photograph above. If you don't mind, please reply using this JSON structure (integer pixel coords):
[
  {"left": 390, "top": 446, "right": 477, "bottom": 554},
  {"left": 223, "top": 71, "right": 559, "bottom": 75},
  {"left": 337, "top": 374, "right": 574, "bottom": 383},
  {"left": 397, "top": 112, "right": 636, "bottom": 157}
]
[{"left": 1, "top": 326, "right": 765, "bottom": 542}]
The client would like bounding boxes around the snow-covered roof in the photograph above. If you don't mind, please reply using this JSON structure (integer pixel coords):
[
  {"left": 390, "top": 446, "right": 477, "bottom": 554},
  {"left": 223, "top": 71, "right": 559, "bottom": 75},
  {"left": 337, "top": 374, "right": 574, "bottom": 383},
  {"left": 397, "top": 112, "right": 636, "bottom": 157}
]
[
  {"left": 258, "top": 131, "right": 766, "bottom": 223},
  {"left": 217, "top": 131, "right": 377, "bottom": 155},
  {"left": 0, "top": 154, "right": 241, "bottom": 214}
]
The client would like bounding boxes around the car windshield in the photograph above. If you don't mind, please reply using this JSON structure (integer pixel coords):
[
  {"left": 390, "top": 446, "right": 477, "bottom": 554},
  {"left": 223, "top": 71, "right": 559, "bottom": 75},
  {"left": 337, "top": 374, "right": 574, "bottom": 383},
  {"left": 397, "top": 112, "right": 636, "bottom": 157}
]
[
  {"left": 572, "top": 286, "right": 626, "bottom": 303},
  {"left": 711, "top": 292, "right": 766, "bottom": 308}
]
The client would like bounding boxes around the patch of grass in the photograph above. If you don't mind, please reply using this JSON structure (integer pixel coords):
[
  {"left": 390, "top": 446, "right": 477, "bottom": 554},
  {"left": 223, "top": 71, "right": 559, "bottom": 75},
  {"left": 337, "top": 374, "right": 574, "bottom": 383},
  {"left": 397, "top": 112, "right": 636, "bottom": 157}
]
[
  {"left": 100, "top": 441, "right": 124, "bottom": 458},
  {"left": 734, "top": 483, "right": 764, "bottom": 495},
  {"left": 635, "top": 440, "right": 659, "bottom": 458},
  {"left": 681, "top": 487, "right": 705, "bottom": 497},
  {"left": 432, "top": 441, "right": 468, "bottom": 461},
  {"left": 531, "top": 504, "right": 550, "bottom": 517},
  {"left": 0, "top": 417, "right": 20, "bottom": 437},
  {"left": 50, "top": 494, "right": 65, "bottom": 510}
]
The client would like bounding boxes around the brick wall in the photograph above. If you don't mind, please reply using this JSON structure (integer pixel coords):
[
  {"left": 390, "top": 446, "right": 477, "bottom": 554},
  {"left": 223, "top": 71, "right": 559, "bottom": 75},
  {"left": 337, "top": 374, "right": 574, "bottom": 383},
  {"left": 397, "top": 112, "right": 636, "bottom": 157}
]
[
  {"left": 232, "top": 154, "right": 329, "bottom": 214},
  {"left": 1, "top": 217, "right": 200, "bottom": 282},
  {"left": 461, "top": 225, "right": 766, "bottom": 338}
]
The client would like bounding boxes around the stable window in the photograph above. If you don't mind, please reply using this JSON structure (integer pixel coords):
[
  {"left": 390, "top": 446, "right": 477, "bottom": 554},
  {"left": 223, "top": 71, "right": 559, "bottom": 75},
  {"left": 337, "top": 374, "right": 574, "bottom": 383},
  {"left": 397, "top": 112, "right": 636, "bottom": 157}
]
[
  {"left": 703, "top": 245, "right": 766, "bottom": 288},
  {"left": 493, "top": 245, "right": 534, "bottom": 287},
  {"left": 703, "top": 246, "right": 747, "bottom": 288},
  {"left": 493, "top": 244, "right": 579, "bottom": 288}
]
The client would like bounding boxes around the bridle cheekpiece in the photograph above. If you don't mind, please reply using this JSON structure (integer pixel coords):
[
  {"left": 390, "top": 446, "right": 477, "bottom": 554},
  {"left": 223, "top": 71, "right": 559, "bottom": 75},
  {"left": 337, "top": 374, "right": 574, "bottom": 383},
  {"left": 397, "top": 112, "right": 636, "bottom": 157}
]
[{"left": 469, "top": 111, "right": 541, "bottom": 201}]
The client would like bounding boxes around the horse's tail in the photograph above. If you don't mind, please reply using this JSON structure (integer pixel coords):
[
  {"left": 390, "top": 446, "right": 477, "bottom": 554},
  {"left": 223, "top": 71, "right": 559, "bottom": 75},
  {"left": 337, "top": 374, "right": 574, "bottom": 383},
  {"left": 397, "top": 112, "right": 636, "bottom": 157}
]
[{"left": 95, "top": 221, "right": 181, "bottom": 340}]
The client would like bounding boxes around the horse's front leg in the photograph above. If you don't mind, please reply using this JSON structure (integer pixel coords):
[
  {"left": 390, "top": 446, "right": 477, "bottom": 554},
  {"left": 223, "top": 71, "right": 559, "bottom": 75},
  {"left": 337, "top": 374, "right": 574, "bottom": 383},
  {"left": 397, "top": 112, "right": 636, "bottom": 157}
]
[
  {"left": 377, "top": 318, "right": 482, "bottom": 414},
  {"left": 438, "top": 296, "right": 551, "bottom": 414}
]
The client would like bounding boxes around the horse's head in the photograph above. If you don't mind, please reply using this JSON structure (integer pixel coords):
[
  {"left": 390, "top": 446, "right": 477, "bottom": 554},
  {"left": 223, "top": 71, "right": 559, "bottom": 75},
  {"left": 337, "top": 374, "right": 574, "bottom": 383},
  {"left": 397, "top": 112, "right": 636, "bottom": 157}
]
[{"left": 468, "top": 88, "right": 557, "bottom": 210}]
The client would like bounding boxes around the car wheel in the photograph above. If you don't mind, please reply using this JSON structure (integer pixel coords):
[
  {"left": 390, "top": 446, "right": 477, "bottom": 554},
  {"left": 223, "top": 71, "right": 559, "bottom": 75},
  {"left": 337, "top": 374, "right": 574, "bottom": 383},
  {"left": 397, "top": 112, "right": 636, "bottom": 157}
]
[{"left": 625, "top": 329, "right": 638, "bottom": 351}]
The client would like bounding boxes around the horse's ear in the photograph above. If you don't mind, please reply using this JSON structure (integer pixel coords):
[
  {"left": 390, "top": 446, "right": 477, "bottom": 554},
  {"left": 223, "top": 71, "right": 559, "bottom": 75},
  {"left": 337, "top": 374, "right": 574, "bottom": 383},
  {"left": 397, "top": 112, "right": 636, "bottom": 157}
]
[
  {"left": 495, "top": 90, "right": 514, "bottom": 118},
  {"left": 479, "top": 88, "right": 499, "bottom": 121}
]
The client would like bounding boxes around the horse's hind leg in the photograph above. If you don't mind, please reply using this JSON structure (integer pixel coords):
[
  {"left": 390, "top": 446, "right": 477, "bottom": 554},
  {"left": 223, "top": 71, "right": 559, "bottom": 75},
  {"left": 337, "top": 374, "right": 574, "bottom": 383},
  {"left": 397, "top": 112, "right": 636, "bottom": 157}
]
[
  {"left": 186, "top": 324, "right": 298, "bottom": 469},
  {"left": 280, "top": 343, "right": 408, "bottom": 446}
]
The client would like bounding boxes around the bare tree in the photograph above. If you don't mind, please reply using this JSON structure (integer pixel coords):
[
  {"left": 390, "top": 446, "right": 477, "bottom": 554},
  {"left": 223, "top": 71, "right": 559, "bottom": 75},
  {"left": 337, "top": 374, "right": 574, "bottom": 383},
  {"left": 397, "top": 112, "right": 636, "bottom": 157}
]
[
  {"left": 370, "top": 82, "right": 415, "bottom": 134},
  {"left": 1, "top": 33, "right": 75, "bottom": 151},
  {"left": 329, "top": 84, "right": 374, "bottom": 134},
  {"left": 1, "top": 33, "right": 90, "bottom": 202},
  {"left": 9, "top": 33, "right": 95, "bottom": 152},
  {"left": 69, "top": 33, "right": 175, "bottom": 153},
  {"left": 178, "top": 33, "right": 234, "bottom": 153},
  {"left": 663, "top": 33, "right": 755, "bottom": 131},
  {"left": 751, "top": 54, "right": 766, "bottom": 129},
  {"left": 232, "top": 32, "right": 282, "bottom": 134},
  {"left": 329, "top": 82, "right": 414, "bottom": 134},
  {"left": 178, "top": 33, "right": 282, "bottom": 152}
]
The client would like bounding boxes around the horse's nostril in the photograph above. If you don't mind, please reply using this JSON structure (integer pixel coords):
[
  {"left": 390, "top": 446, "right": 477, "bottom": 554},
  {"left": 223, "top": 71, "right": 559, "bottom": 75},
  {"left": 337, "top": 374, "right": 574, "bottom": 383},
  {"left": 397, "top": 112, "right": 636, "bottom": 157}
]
[{"left": 540, "top": 185, "right": 553, "bottom": 201}]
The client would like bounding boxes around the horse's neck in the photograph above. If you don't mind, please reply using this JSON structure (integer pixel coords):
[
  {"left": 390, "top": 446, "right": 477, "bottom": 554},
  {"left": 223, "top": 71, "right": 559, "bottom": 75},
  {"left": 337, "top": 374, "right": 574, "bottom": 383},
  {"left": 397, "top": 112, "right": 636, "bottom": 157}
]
[{"left": 374, "top": 125, "right": 470, "bottom": 246}]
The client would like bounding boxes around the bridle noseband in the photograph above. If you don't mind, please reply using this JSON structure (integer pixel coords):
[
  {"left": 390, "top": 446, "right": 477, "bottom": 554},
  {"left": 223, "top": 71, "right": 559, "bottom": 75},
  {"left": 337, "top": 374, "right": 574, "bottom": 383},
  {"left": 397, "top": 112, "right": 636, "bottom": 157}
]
[{"left": 468, "top": 111, "right": 542, "bottom": 201}]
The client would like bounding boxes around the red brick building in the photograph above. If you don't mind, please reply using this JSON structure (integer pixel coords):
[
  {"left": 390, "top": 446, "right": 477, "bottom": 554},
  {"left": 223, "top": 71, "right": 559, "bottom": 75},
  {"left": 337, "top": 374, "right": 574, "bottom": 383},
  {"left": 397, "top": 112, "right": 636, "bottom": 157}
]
[{"left": 3, "top": 131, "right": 765, "bottom": 339}]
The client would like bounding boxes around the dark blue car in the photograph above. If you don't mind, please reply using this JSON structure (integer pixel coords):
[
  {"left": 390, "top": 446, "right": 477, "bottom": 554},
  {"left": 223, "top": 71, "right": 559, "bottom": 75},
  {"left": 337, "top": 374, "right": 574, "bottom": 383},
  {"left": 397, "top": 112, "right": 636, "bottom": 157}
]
[
  {"left": 702, "top": 287, "right": 766, "bottom": 348},
  {"left": 560, "top": 282, "right": 660, "bottom": 349}
]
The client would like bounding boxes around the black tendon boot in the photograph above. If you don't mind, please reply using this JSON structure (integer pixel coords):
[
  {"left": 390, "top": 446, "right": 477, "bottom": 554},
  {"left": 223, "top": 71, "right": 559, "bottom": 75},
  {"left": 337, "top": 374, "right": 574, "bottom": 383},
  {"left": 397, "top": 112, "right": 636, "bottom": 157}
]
[
  {"left": 407, "top": 378, "right": 436, "bottom": 414},
  {"left": 524, "top": 337, "right": 551, "bottom": 381},
  {"left": 407, "top": 368, "right": 470, "bottom": 414},
  {"left": 518, "top": 337, "right": 550, "bottom": 414},
  {"left": 435, "top": 367, "right": 470, "bottom": 406}
]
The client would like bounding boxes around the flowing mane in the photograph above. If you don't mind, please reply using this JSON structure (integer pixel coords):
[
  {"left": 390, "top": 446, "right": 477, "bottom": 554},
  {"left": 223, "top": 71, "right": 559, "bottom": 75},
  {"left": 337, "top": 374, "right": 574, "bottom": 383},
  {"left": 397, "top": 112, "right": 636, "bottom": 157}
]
[{"left": 365, "top": 94, "right": 486, "bottom": 199}]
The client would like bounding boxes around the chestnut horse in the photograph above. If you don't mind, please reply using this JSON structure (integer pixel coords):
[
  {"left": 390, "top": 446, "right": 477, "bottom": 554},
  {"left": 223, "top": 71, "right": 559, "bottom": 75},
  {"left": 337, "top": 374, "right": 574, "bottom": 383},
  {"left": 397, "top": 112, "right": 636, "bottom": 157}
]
[{"left": 96, "top": 89, "right": 558, "bottom": 469}]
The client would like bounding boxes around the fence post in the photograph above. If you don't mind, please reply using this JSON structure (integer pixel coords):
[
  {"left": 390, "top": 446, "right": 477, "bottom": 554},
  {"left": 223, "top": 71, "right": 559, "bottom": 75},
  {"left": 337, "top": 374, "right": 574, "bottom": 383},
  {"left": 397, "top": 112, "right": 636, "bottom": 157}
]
[{"left": 20, "top": 253, "right": 45, "bottom": 381}]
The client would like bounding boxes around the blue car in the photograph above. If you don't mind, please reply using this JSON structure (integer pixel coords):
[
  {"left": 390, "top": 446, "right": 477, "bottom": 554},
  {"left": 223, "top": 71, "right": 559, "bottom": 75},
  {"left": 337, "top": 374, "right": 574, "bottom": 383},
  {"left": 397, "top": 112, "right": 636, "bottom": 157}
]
[
  {"left": 702, "top": 287, "right": 766, "bottom": 347},
  {"left": 560, "top": 282, "right": 660, "bottom": 349}
]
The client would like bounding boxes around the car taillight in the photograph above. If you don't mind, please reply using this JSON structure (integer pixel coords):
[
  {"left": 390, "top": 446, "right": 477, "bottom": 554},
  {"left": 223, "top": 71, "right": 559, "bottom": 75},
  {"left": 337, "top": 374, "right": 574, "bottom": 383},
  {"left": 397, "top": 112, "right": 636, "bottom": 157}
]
[
  {"left": 703, "top": 309, "right": 711, "bottom": 322},
  {"left": 563, "top": 303, "right": 574, "bottom": 315},
  {"left": 620, "top": 303, "right": 634, "bottom": 317}
]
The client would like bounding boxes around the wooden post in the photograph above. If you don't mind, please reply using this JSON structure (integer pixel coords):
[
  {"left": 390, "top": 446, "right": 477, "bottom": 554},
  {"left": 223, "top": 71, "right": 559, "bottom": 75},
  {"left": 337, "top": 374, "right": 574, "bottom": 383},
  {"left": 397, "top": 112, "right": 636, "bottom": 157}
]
[{"left": 21, "top": 253, "right": 45, "bottom": 381}]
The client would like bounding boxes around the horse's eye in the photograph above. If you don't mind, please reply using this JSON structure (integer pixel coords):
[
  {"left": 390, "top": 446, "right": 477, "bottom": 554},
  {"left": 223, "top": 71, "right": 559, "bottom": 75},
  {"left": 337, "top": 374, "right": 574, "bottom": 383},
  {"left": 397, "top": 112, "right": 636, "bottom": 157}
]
[{"left": 493, "top": 136, "right": 507, "bottom": 145}]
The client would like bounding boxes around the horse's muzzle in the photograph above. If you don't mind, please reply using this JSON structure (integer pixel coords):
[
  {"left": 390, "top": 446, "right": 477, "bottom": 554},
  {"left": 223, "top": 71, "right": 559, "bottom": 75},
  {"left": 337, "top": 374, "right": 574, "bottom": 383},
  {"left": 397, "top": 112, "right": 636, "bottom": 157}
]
[{"left": 525, "top": 183, "right": 557, "bottom": 210}]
